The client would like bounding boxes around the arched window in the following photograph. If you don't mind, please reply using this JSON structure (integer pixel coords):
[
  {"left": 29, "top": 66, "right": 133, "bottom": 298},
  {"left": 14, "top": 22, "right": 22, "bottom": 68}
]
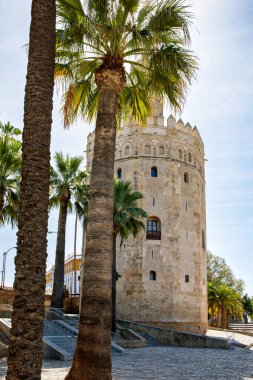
[
  {"left": 151, "top": 166, "right": 157, "bottom": 177},
  {"left": 184, "top": 172, "right": 189, "bottom": 183},
  {"left": 178, "top": 149, "right": 182, "bottom": 159},
  {"left": 188, "top": 153, "right": 192, "bottom": 163},
  {"left": 159, "top": 146, "right": 164, "bottom": 155},
  {"left": 117, "top": 168, "right": 122, "bottom": 179},
  {"left": 145, "top": 145, "right": 151, "bottom": 154},
  {"left": 185, "top": 275, "right": 189, "bottom": 283},
  {"left": 125, "top": 146, "right": 130, "bottom": 155},
  {"left": 146, "top": 217, "right": 161, "bottom": 240},
  {"left": 202, "top": 230, "right": 205, "bottom": 249},
  {"left": 150, "top": 271, "right": 156, "bottom": 281}
]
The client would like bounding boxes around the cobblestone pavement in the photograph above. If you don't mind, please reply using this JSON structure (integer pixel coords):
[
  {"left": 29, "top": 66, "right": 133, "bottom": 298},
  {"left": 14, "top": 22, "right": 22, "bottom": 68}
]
[{"left": 1, "top": 346, "right": 253, "bottom": 380}]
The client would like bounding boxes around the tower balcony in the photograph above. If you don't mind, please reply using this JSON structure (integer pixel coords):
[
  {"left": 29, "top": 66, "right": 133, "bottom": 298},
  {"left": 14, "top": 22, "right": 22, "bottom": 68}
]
[{"left": 146, "top": 231, "right": 161, "bottom": 240}]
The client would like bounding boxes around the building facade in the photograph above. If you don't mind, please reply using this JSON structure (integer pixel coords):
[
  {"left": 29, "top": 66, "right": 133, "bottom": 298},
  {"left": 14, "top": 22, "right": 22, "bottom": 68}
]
[
  {"left": 46, "top": 254, "right": 82, "bottom": 295},
  {"left": 86, "top": 99, "right": 208, "bottom": 333}
]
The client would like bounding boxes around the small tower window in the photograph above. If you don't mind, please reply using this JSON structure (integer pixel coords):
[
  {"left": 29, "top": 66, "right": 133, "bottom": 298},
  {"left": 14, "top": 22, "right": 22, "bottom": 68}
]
[
  {"left": 150, "top": 271, "right": 156, "bottom": 281},
  {"left": 147, "top": 217, "right": 161, "bottom": 240},
  {"left": 117, "top": 168, "right": 122, "bottom": 179},
  {"left": 188, "top": 153, "right": 192, "bottom": 163},
  {"left": 145, "top": 145, "right": 151, "bottom": 154},
  {"left": 202, "top": 230, "right": 205, "bottom": 249},
  {"left": 159, "top": 146, "right": 164, "bottom": 155},
  {"left": 178, "top": 149, "right": 182, "bottom": 159},
  {"left": 151, "top": 166, "right": 157, "bottom": 177},
  {"left": 185, "top": 275, "right": 189, "bottom": 283},
  {"left": 125, "top": 146, "right": 130, "bottom": 155},
  {"left": 184, "top": 172, "right": 189, "bottom": 183}
]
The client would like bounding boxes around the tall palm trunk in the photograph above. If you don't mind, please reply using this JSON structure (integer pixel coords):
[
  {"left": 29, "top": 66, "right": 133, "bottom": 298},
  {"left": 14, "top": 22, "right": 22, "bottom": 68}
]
[
  {"left": 216, "top": 304, "right": 222, "bottom": 328},
  {"left": 112, "top": 232, "right": 117, "bottom": 333},
  {"left": 226, "top": 312, "right": 230, "bottom": 329},
  {"left": 210, "top": 305, "right": 215, "bottom": 325},
  {"left": 221, "top": 307, "right": 227, "bottom": 329},
  {"left": 73, "top": 212, "right": 78, "bottom": 294},
  {"left": 6, "top": 1, "right": 55, "bottom": 379},
  {"left": 0, "top": 187, "right": 4, "bottom": 220},
  {"left": 79, "top": 223, "right": 86, "bottom": 303},
  {"left": 66, "top": 86, "right": 118, "bottom": 380},
  {"left": 51, "top": 200, "right": 68, "bottom": 308}
]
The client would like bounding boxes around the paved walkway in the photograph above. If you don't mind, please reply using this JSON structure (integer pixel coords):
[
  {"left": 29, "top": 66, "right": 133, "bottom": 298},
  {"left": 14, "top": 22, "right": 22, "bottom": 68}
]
[
  {"left": 1, "top": 330, "right": 253, "bottom": 379},
  {"left": 1, "top": 345, "right": 253, "bottom": 380}
]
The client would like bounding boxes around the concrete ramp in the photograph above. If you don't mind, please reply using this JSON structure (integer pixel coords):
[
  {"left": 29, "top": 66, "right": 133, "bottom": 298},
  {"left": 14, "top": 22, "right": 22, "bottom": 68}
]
[{"left": 118, "top": 320, "right": 228, "bottom": 349}]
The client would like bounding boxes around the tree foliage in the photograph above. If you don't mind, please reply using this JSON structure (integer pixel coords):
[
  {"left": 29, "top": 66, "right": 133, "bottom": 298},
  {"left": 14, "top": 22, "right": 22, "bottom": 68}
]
[
  {"left": 0, "top": 122, "right": 22, "bottom": 227},
  {"left": 242, "top": 294, "right": 253, "bottom": 316},
  {"left": 55, "top": 0, "right": 198, "bottom": 127},
  {"left": 207, "top": 251, "right": 244, "bottom": 327},
  {"left": 207, "top": 250, "right": 244, "bottom": 295},
  {"left": 113, "top": 178, "right": 148, "bottom": 239}
]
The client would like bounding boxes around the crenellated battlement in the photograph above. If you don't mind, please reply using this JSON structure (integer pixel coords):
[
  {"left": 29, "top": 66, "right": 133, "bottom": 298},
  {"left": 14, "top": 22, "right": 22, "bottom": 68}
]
[{"left": 122, "top": 99, "right": 203, "bottom": 146}]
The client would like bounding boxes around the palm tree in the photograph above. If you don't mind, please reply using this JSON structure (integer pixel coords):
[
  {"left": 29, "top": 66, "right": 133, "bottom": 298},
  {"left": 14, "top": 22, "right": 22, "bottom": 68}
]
[
  {"left": 0, "top": 136, "right": 21, "bottom": 227},
  {"left": 208, "top": 282, "right": 243, "bottom": 329},
  {"left": 6, "top": 1, "right": 56, "bottom": 379},
  {"left": 112, "top": 178, "right": 147, "bottom": 332},
  {"left": 73, "top": 183, "right": 89, "bottom": 299},
  {"left": 0, "top": 121, "right": 22, "bottom": 139},
  {"left": 56, "top": 1, "right": 197, "bottom": 378},
  {"left": 50, "top": 152, "right": 86, "bottom": 308},
  {"left": 74, "top": 182, "right": 89, "bottom": 251}
]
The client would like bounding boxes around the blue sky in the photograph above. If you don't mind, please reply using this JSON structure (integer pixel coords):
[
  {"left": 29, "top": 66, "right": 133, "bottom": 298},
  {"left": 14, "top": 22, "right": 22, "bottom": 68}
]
[{"left": 0, "top": 1, "right": 253, "bottom": 295}]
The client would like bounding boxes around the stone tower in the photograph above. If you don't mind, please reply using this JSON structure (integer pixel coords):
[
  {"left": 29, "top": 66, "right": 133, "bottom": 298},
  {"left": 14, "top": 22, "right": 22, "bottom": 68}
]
[{"left": 86, "top": 99, "right": 208, "bottom": 334}]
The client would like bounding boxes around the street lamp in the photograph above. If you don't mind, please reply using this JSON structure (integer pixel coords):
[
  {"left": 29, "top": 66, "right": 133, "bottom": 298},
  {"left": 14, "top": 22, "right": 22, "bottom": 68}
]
[{"left": 1, "top": 246, "right": 17, "bottom": 288}]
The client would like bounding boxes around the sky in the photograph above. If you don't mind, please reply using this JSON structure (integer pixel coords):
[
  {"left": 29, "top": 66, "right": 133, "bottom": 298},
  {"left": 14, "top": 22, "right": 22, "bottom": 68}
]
[{"left": 0, "top": 1, "right": 252, "bottom": 295}]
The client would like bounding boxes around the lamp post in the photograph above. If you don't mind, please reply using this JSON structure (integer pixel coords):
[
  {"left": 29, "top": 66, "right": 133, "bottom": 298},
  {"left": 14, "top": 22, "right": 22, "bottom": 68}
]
[{"left": 1, "top": 246, "right": 17, "bottom": 288}]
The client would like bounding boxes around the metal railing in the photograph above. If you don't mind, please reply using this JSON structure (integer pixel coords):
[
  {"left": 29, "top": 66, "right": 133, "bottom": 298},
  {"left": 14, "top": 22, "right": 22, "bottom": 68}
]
[{"left": 146, "top": 231, "right": 161, "bottom": 240}]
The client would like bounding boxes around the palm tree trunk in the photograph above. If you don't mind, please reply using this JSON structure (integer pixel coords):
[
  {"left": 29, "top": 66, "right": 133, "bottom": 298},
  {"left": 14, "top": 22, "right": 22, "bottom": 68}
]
[
  {"left": 0, "top": 188, "right": 4, "bottom": 222},
  {"left": 112, "top": 233, "right": 117, "bottom": 333},
  {"left": 216, "top": 304, "right": 222, "bottom": 328},
  {"left": 6, "top": 1, "right": 55, "bottom": 379},
  {"left": 226, "top": 312, "right": 230, "bottom": 329},
  {"left": 221, "top": 307, "right": 227, "bottom": 329},
  {"left": 79, "top": 224, "right": 86, "bottom": 300},
  {"left": 73, "top": 212, "right": 78, "bottom": 294},
  {"left": 81, "top": 223, "right": 86, "bottom": 257},
  {"left": 51, "top": 201, "right": 68, "bottom": 308},
  {"left": 66, "top": 87, "right": 117, "bottom": 380},
  {"left": 210, "top": 306, "right": 215, "bottom": 326}
]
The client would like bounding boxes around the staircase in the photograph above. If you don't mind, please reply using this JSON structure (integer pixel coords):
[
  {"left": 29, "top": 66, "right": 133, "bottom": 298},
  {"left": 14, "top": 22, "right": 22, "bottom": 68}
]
[
  {"left": 229, "top": 321, "right": 253, "bottom": 334},
  {"left": 0, "top": 331, "right": 8, "bottom": 358},
  {"left": 44, "top": 308, "right": 78, "bottom": 360},
  {"left": 0, "top": 307, "right": 124, "bottom": 361}
]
